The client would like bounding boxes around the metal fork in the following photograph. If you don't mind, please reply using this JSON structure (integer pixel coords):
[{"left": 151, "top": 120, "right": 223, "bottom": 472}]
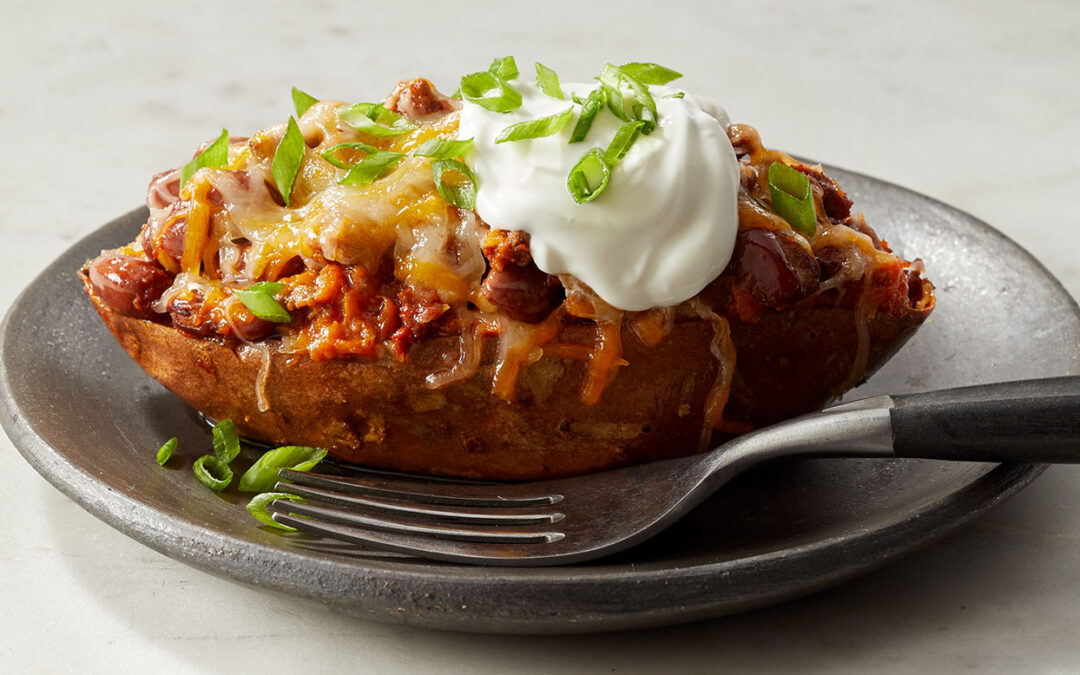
[{"left": 268, "top": 377, "right": 1080, "bottom": 566}]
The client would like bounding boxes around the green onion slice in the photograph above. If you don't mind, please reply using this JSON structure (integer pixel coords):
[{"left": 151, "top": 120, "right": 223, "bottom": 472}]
[
  {"left": 339, "top": 151, "right": 405, "bottom": 186},
  {"left": 567, "top": 148, "right": 611, "bottom": 204},
  {"left": 618, "top": 62, "right": 683, "bottom": 85},
  {"left": 291, "top": 86, "right": 318, "bottom": 117},
  {"left": 272, "top": 116, "right": 306, "bottom": 207},
  {"left": 603, "top": 120, "right": 646, "bottom": 166},
  {"left": 211, "top": 419, "right": 241, "bottom": 463},
  {"left": 535, "top": 62, "right": 564, "bottom": 99},
  {"left": 768, "top": 162, "right": 818, "bottom": 236},
  {"left": 569, "top": 88, "right": 606, "bottom": 144},
  {"left": 337, "top": 102, "right": 416, "bottom": 137},
  {"left": 412, "top": 138, "right": 474, "bottom": 159},
  {"left": 156, "top": 437, "right": 177, "bottom": 467},
  {"left": 233, "top": 281, "right": 292, "bottom": 323},
  {"left": 460, "top": 71, "right": 523, "bottom": 113},
  {"left": 246, "top": 492, "right": 306, "bottom": 530},
  {"left": 179, "top": 128, "right": 229, "bottom": 190},
  {"left": 488, "top": 55, "right": 519, "bottom": 81},
  {"left": 320, "top": 141, "right": 382, "bottom": 169},
  {"left": 238, "top": 445, "right": 328, "bottom": 493},
  {"left": 495, "top": 107, "right": 574, "bottom": 144},
  {"left": 598, "top": 64, "right": 657, "bottom": 134},
  {"left": 193, "top": 454, "right": 233, "bottom": 492},
  {"left": 664, "top": 91, "right": 686, "bottom": 99},
  {"left": 431, "top": 158, "right": 478, "bottom": 210}
]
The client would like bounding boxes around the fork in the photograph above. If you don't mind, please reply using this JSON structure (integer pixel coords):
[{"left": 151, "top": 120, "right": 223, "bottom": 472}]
[{"left": 268, "top": 377, "right": 1080, "bottom": 566}]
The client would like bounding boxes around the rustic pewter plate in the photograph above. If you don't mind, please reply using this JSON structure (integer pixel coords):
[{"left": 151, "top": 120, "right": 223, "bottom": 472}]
[{"left": 2, "top": 166, "right": 1079, "bottom": 634}]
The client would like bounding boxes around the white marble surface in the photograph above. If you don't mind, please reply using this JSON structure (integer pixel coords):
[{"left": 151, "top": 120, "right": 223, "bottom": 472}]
[{"left": 2, "top": 0, "right": 1080, "bottom": 672}]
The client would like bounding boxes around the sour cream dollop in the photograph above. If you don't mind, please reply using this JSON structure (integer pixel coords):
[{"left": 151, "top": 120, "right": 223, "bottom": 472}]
[{"left": 458, "top": 81, "right": 740, "bottom": 311}]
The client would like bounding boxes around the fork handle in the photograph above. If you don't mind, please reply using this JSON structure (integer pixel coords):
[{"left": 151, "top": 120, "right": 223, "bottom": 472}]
[{"left": 890, "top": 377, "right": 1080, "bottom": 462}]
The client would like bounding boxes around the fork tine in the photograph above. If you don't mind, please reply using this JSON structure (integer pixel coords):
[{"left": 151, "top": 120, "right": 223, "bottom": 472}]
[
  {"left": 275, "top": 481, "right": 564, "bottom": 526},
  {"left": 267, "top": 499, "right": 565, "bottom": 544},
  {"left": 278, "top": 469, "right": 563, "bottom": 507},
  {"left": 270, "top": 510, "right": 562, "bottom": 565}
]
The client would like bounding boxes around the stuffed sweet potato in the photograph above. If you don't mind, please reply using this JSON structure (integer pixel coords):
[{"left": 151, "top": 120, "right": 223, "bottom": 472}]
[{"left": 81, "top": 64, "right": 934, "bottom": 480}]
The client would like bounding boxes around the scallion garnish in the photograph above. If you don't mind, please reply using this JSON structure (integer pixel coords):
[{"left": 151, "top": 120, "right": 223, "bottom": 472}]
[
  {"left": 193, "top": 454, "right": 233, "bottom": 492},
  {"left": 339, "top": 151, "right": 405, "bottom": 186},
  {"left": 567, "top": 148, "right": 611, "bottom": 204},
  {"left": 431, "top": 158, "right": 478, "bottom": 210},
  {"left": 246, "top": 492, "right": 306, "bottom": 530},
  {"left": 179, "top": 129, "right": 229, "bottom": 190},
  {"left": 664, "top": 91, "right": 686, "bottom": 99},
  {"left": 569, "top": 88, "right": 606, "bottom": 144},
  {"left": 233, "top": 281, "right": 292, "bottom": 323},
  {"left": 460, "top": 71, "right": 523, "bottom": 113},
  {"left": 291, "top": 86, "right": 318, "bottom": 117},
  {"left": 602, "top": 120, "right": 646, "bottom": 166},
  {"left": 495, "top": 107, "right": 574, "bottom": 144},
  {"left": 157, "top": 437, "right": 177, "bottom": 467},
  {"left": 618, "top": 62, "right": 683, "bottom": 85},
  {"left": 272, "top": 117, "right": 305, "bottom": 207},
  {"left": 598, "top": 64, "right": 657, "bottom": 134},
  {"left": 238, "top": 445, "right": 327, "bottom": 493},
  {"left": 412, "top": 138, "right": 474, "bottom": 159},
  {"left": 768, "top": 162, "right": 818, "bottom": 236},
  {"left": 488, "top": 55, "right": 519, "bottom": 81},
  {"left": 338, "top": 102, "right": 416, "bottom": 137},
  {"left": 320, "top": 141, "right": 383, "bottom": 169},
  {"left": 211, "top": 419, "right": 241, "bottom": 463},
  {"left": 535, "top": 62, "right": 564, "bottom": 99}
]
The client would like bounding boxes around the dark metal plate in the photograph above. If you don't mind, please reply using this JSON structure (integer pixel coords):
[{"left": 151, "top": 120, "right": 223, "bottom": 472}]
[{"left": 2, "top": 167, "right": 1078, "bottom": 634}]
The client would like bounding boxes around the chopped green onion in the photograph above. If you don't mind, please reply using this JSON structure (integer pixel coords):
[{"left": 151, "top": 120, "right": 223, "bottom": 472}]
[
  {"left": 495, "top": 107, "right": 574, "bottom": 144},
  {"left": 339, "top": 151, "right": 405, "bottom": 186},
  {"left": 567, "top": 148, "right": 611, "bottom": 204},
  {"left": 598, "top": 64, "right": 657, "bottom": 134},
  {"left": 460, "top": 71, "right": 523, "bottom": 113},
  {"left": 156, "top": 437, "right": 177, "bottom": 467},
  {"left": 247, "top": 492, "right": 306, "bottom": 530},
  {"left": 238, "top": 445, "right": 327, "bottom": 493},
  {"left": 211, "top": 419, "right": 241, "bottom": 463},
  {"left": 291, "top": 86, "right": 318, "bottom": 117},
  {"left": 412, "top": 137, "right": 474, "bottom": 159},
  {"left": 320, "top": 141, "right": 382, "bottom": 169},
  {"left": 618, "top": 62, "right": 683, "bottom": 85},
  {"left": 664, "top": 91, "right": 686, "bottom": 99},
  {"left": 603, "top": 120, "right": 646, "bottom": 166},
  {"left": 431, "top": 158, "right": 477, "bottom": 210},
  {"left": 337, "top": 102, "right": 416, "bottom": 137},
  {"left": 488, "top": 55, "right": 519, "bottom": 81},
  {"left": 569, "top": 88, "right": 606, "bottom": 143},
  {"left": 535, "top": 62, "right": 564, "bottom": 99},
  {"left": 180, "top": 129, "right": 229, "bottom": 190},
  {"left": 233, "top": 281, "right": 292, "bottom": 323},
  {"left": 768, "top": 162, "right": 818, "bottom": 236},
  {"left": 272, "top": 116, "right": 306, "bottom": 207},
  {"left": 193, "top": 454, "right": 233, "bottom": 492}
]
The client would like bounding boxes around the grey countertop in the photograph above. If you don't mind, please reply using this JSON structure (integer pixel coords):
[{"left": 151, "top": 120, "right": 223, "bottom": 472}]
[{"left": 3, "top": 0, "right": 1080, "bottom": 672}]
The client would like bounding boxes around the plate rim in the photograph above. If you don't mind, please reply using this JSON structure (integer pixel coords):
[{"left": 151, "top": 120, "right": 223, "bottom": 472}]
[{"left": 2, "top": 166, "right": 1073, "bottom": 633}]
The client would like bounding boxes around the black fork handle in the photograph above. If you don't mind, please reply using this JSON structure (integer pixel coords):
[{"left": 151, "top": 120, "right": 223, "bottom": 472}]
[{"left": 890, "top": 377, "right": 1080, "bottom": 462}]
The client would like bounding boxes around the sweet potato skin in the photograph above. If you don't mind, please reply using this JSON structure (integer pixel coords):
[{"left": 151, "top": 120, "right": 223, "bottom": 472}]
[{"left": 82, "top": 269, "right": 931, "bottom": 480}]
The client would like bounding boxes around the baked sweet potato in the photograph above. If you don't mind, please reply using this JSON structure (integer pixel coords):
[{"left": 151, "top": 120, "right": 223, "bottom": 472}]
[{"left": 81, "top": 74, "right": 934, "bottom": 480}]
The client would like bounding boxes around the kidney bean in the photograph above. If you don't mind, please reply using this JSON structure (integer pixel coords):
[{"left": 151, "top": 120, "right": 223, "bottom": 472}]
[
  {"left": 167, "top": 292, "right": 217, "bottom": 337},
  {"left": 731, "top": 228, "right": 820, "bottom": 309},
  {"left": 88, "top": 254, "right": 173, "bottom": 320},
  {"left": 481, "top": 264, "right": 563, "bottom": 323},
  {"left": 225, "top": 301, "right": 276, "bottom": 341}
]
